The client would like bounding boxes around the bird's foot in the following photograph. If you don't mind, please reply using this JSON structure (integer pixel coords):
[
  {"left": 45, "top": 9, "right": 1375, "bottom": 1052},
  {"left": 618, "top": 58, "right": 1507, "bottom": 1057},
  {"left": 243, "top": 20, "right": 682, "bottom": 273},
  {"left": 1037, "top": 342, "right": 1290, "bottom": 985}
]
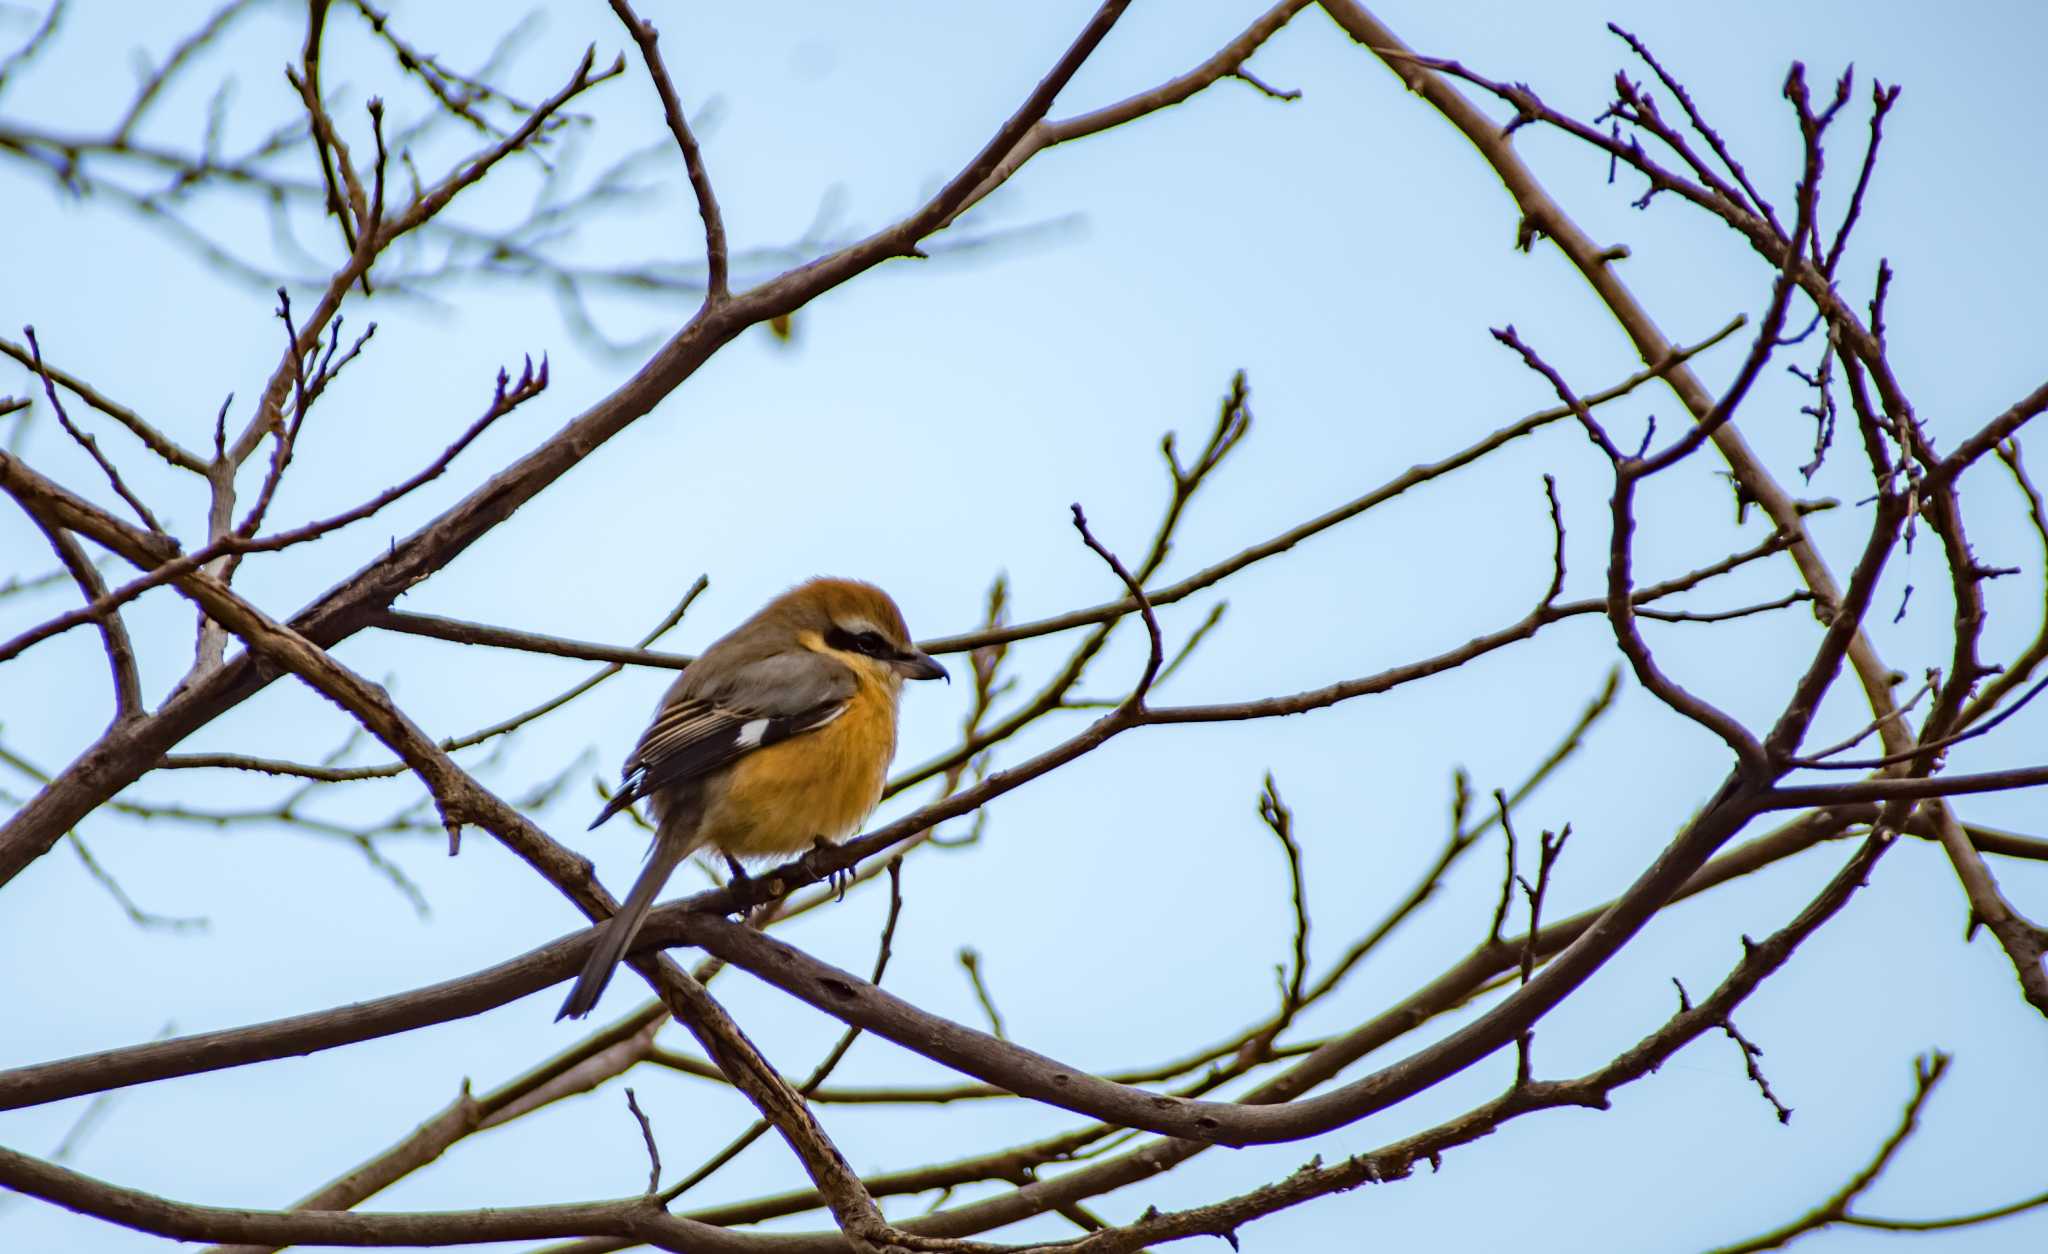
[
  {"left": 802, "top": 837, "right": 850, "bottom": 901},
  {"left": 722, "top": 853, "right": 755, "bottom": 912}
]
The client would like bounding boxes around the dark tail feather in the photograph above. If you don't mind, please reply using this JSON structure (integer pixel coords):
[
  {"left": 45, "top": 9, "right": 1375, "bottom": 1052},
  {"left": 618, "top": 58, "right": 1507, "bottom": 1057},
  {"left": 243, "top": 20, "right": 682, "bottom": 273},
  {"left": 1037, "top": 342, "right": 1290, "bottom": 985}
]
[
  {"left": 556, "top": 832, "right": 692, "bottom": 1020},
  {"left": 588, "top": 782, "right": 640, "bottom": 831}
]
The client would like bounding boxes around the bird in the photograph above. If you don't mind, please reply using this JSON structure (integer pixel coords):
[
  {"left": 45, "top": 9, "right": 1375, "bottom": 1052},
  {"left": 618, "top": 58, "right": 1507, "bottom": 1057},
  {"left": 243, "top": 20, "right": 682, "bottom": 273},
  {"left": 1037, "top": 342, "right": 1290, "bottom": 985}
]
[{"left": 557, "top": 577, "right": 948, "bottom": 1020}]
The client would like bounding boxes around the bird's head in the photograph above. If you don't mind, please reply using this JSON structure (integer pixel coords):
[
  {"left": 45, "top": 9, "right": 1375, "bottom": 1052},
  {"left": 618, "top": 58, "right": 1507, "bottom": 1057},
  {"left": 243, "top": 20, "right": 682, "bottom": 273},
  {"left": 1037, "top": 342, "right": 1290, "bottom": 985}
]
[{"left": 778, "top": 577, "right": 949, "bottom": 684}]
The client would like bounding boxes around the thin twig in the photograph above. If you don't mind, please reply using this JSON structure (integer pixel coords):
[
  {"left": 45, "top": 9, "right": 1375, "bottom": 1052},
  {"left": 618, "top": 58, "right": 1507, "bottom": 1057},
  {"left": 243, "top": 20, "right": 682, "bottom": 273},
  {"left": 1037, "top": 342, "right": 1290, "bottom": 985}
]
[
  {"left": 1704, "top": 1053, "right": 1953, "bottom": 1253},
  {"left": 621, "top": 1088, "right": 660, "bottom": 1195},
  {"left": 22, "top": 328, "right": 165, "bottom": 534},
  {"left": 956, "top": 948, "right": 1009, "bottom": 1042},
  {"left": 1257, "top": 773, "right": 1310, "bottom": 1017},
  {"left": 606, "top": 0, "right": 728, "bottom": 299}
]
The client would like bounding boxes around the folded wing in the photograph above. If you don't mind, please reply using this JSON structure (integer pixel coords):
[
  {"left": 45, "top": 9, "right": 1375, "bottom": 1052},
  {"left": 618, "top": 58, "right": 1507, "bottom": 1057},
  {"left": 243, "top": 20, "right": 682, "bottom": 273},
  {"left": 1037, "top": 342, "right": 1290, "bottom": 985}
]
[{"left": 590, "top": 650, "right": 855, "bottom": 830}]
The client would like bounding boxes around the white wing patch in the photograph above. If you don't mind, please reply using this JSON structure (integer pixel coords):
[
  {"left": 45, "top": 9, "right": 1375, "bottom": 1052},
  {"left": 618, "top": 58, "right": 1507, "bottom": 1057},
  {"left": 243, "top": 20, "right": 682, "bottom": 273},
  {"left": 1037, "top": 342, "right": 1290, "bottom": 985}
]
[{"left": 737, "top": 717, "right": 771, "bottom": 747}]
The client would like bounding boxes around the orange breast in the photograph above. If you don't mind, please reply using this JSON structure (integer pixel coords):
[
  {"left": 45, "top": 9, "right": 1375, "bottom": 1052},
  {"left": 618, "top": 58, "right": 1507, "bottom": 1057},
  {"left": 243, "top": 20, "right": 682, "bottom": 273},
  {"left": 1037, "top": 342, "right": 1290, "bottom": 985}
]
[{"left": 701, "top": 675, "right": 898, "bottom": 859}]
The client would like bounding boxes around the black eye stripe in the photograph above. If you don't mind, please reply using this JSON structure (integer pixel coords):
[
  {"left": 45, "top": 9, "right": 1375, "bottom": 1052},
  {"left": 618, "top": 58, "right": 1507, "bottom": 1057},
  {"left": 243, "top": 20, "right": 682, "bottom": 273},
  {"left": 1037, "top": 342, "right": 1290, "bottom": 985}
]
[{"left": 827, "top": 627, "right": 894, "bottom": 658}]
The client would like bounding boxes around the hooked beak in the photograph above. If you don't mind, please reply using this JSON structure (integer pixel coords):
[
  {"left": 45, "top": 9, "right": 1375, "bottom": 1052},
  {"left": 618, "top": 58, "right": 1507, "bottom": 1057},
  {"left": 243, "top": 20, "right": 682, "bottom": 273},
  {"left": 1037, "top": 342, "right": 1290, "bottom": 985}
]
[{"left": 895, "top": 649, "right": 950, "bottom": 682}]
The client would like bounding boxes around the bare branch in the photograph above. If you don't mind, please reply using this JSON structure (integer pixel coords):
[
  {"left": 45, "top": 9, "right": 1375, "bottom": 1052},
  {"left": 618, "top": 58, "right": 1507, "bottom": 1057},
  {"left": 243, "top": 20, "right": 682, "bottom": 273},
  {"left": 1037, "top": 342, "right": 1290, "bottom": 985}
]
[
  {"left": 921, "top": 316, "right": 1745, "bottom": 657},
  {"left": 0, "top": 0, "right": 63, "bottom": 100},
  {"left": 25, "top": 513, "right": 141, "bottom": 721},
  {"left": 0, "top": 357, "right": 547, "bottom": 673},
  {"left": 0, "top": 804, "right": 1873, "bottom": 1114},
  {"left": 1257, "top": 773, "right": 1310, "bottom": 1019},
  {"left": 606, "top": 0, "right": 728, "bottom": 299},
  {"left": 111, "top": 0, "right": 260, "bottom": 146},
  {"left": 660, "top": 858, "right": 908, "bottom": 1205},
  {"left": 67, "top": 831, "right": 207, "bottom": 934},
  {"left": 943, "top": 0, "right": 1312, "bottom": 224},
  {"left": 1719, "top": 1003, "right": 1793, "bottom": 1124},
  {"left": 21, "top": 327, "right": 166, "bottom": 534},
  {"left": 1762, "top": 764, "right": 2048, "bottom": 809},
  {"left": 1487, "top": 789, "right": 1520, "bottom": 947},
  {"left": 364, "top": 609, "right": 693, "bottom": 669},
  {"left": 956, "top": 947, "right": 1010, "bottom": 1042},
  {"left": 621, "top": 1088, "right": 661, "bottom": 1196},
  {"left": 1491, "top": 323, "right": 1769, "bottom": 769},
  {"left": 1704, "top": 1052, "right": 1952, "bottom": 1253},
  {"left": 1070, "top": 502, "right": 1163, "bottom": 706},
  {"left": 0, "top": 336, "right": 207, "bottom": 472}
]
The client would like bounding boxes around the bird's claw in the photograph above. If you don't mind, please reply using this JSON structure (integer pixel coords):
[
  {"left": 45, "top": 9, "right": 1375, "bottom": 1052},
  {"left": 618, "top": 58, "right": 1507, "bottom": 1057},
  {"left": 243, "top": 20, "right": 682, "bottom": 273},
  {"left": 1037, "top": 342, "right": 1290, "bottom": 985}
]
[{"left": 803, "top": 837, "right": 851, "bottom": 901}]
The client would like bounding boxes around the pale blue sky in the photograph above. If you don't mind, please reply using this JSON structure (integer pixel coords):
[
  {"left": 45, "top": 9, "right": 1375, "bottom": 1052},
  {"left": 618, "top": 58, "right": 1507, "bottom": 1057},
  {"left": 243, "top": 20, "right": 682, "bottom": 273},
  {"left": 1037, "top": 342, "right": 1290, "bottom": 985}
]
[{"left": 2, "top": 2, "right": 2045, "bottom": 1251}]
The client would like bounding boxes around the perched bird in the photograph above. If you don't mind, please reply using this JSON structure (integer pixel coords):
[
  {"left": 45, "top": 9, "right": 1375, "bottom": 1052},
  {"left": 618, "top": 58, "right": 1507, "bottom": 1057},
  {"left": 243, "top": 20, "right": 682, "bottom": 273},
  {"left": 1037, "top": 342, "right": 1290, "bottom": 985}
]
[{"left": 557, "top": 577, "right": 948, "bottom": 1019}]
